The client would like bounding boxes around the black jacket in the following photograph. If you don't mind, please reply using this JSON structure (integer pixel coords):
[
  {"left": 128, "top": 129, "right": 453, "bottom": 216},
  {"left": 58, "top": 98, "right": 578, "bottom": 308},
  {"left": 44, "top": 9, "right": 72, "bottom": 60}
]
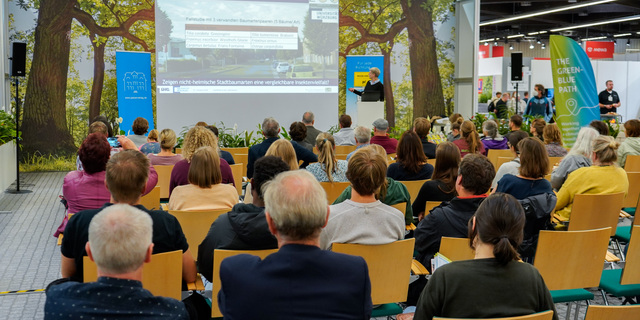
[
  {"left": 197, "top": 203, "right": 277, "bottom": 282},
  {"left": 518, "top": 193, "right": 557, "bottom": 260}
]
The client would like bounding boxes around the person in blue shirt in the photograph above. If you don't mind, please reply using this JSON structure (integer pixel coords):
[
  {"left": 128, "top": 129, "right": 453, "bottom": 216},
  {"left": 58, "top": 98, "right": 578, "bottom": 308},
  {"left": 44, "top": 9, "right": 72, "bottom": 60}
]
[{"left": 524, "top": 84, "right": 554, "bottom": 122}]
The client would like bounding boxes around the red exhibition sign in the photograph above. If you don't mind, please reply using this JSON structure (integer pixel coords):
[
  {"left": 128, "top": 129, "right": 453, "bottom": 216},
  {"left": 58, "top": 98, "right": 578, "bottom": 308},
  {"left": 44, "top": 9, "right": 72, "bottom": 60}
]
[
  {"left": 478, "top": 46, "right": 490, "bottom": 59},
  {"left": 585, "top": 41, "right": 614, "bottom": 59},
  {"left": 492, "top": 46, "right": 504, "bottom": 58}
]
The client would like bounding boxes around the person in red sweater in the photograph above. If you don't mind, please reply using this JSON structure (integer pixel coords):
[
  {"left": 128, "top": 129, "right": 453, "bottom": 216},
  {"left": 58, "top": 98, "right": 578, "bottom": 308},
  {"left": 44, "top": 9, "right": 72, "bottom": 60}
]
[{"left": 370, "top": 118, "right": 398, "bottom": 154}]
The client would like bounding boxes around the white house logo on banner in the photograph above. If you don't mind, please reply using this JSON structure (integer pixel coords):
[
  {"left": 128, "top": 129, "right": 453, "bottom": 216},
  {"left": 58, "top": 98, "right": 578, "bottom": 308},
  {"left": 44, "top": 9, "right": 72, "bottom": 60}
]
[{"left": 123, "top": 71, "right": 148, "bottom": 93}]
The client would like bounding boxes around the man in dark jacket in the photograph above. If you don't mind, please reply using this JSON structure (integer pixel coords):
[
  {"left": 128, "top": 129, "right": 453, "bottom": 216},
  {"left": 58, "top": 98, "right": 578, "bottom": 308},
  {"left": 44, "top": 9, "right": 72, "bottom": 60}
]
[
  {"left": 197, "top": 156, "right": 290, "bottom": 282},
  {"left": 414, "top": 154, "right": 495, "bottom": 270}
]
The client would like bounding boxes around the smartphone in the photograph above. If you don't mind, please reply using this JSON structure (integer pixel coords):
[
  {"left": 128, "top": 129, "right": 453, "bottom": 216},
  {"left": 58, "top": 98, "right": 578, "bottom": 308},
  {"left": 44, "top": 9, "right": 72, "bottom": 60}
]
[{"left": 107, "top": 137, "right": 121, "bottom": 148}]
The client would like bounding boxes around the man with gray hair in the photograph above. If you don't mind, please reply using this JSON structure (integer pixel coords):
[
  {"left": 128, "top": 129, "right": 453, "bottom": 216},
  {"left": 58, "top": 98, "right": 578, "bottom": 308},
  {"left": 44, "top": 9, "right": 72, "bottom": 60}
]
[
  {"left": 302, "top": 111, "right": 321, "bottom": 145},
  {"left": 46, "top": 205, "right": 188, "bottom": 319},
  {"left": 247, "top": 117, "right": 317, "bottom": 178},
  {"left": 346, "top": 126, "right": 371, "bottom": 161},
  {"left": 218, "top": 171, "right": 372, "bottom": 319},
  {"left": 370, "top": 118, "right": 398, "bottom": 154}
]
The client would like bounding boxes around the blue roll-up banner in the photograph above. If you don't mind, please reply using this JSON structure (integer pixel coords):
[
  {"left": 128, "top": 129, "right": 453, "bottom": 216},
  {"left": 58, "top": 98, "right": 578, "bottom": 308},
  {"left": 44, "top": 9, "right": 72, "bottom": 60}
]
[
  {"left": 116, "top": 51, "right": 154, "bottom": 135},
  {"left": 345, "top": 55, "right": 384, "bottom": 125}
]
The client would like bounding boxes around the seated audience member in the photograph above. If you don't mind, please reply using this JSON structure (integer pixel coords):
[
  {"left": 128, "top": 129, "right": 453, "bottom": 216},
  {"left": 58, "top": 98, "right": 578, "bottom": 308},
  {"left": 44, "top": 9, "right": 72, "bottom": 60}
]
[
  {"left": 412, "top": 142, "right": 460, "bottom": 219},
  {"left": 76, "top": 121, "right": 113, "bottom": 171},
  {"left": 336, "top": 145, "right": 414, "bottom": 225},
  {"left": 333, "top": 114, "right": 356, "bottom": 146},
  {"left": 302, "top": 111, "right": 322, "bottom": 145},
  {"left": 543, "top": 124, "right": 567, "bottom": 157},
  {"left": 413, "top": 117, "right": 437, "bottom": 158},
  {"left": 197, "top": 156, "right": 288, "bottom": 282},
  {"left": 91, "top": 115, "right": 114, "bottom": 137},
  {"left": 550, "top": 126, "right": 599, "bottom": 190},
  {"left": 492, "top": 130, "right": 529, "bottom": 189},
  {"left": 346, "top": 126, "right": 371, "bottom": 161},
  {"left": 169, "top": 126, "right": 234, "bottom": 195},
  {"left": 453, "top": 121, "right": 485, "bottom": 157},
  {"left": 206, "top": 125, "right": 235, "bottom": 165},
  {"left": 370, "top": 118, "right": 398, "bottom": 154},
  {"left": 618, "top": 119, "right": 640, "bottom": 167},
  {"left": 306, "top": 133, "right": 348, "bottom": 182},
  {"left": 589, "top": 119, "right": 610, "bottom": 136},
  {"left": 320, "top": 147, "right": 405, "bottom": 249},
  {"left": 504, "top": 114, "right": 523, "bottom": 141},
  {"left": 46, "top": 205, "right": 189, "bottom": 319},
  {"left": 218, "top": 170, "right": 372, "bottom": 319},
  {"left": 289, "top": 121, "right": 313, "bottom": 152},
  {"left": 387, "top": 131, "right": 434, "bottom": 181},
  {"left": 495, "top": 138, "right": 556, "bottom": 260},
  {"left": 61, "top": 150, "right": 196, "bottom": 283},
  {"left": 247, "top": 117, "right": 317, "bottom": 178},
  {"left": 414, "top": 154, "right": 495, "bottom": 270},
  {"left": 139, "top": 129, "right": 161, "bottom": 155},
  {"left": 530, "top": 118, "right": 546, "bottom": 142},
  {"left": 447, "top": 116, "right": 463, "bottom": 142},
  {"left": 245, "top": 139, "right": 299, "bottom": 204},
  {"left": 413, "top": 193, "right": 557, "bottom": 320},
  {"left": 169, "top": 146, "right": 238, "bottom": 211},
  {"left": 481, "top": 120, "right": 508, "bottom": 152},
  {"left": 148, "top": 128, "right": 184, "bottom": 166},
  {"left": 127, "top": 117, "right": 150, "bottom": 148},
  {"left": 555, "top": 135, "right": 629, "bottom": 220}
]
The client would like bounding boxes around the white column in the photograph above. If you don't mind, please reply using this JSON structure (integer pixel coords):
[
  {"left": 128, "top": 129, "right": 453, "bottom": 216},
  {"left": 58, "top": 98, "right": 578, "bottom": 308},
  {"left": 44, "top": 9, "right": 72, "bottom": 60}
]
[{"left": 454, "top": 0, "right": 479, "bottom": 119}]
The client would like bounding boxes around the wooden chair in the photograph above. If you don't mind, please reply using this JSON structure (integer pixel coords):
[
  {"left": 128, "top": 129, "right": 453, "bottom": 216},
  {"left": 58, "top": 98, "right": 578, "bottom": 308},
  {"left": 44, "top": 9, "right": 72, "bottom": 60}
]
[
  {"left": 624, "top": 155, "right": 640, "bottom": 172},
  {"left": 533, "top": 227, "right": 611, "bottom": 319},
  {"left": 584, "top": 305, "right": 640, "bottom": 320},
  {"left": 319, "top": 181, "right": 351, "bottom": 204},
  {"left": 175, "top": 148, "right": 182, "bottom": 154},
  {"left": 427, "top": 159, "right": 436, "bottom": 167},
  {"left": 496, "top": 156, "right": 513, "bottom": 170},
  {"left": 564, "top": 192, "right": 625, "bottom": 238},
  {"left": 335, "top": 145, "right": 357, "bottom": 154},
  {"left": 229, "top": 164, "right": 243, "bottom": 196},
  {"left": 599, "top": 225, "right": 640, "bottom": 305},
  {"left": 623, "top": 172, "right": 640, "bottom": 209},
  {"left": 139, "top": 186, "right": 161, "bottom": 210},
  {"left": 544, "top": 174, "right": 551, "bottom": 182},
  {"left": 438, "top": 237, "right": 475, "bottom": 261},
  {"left": 154, "top": 165, "right": 174, "bottom": 199},
  {"left": 234, "top": 154, "right": 248, "bottom": 177},
  {"left": 399, "top": 179, "right": 428, "bottom": 203},
  {"left": 391, "top": 202, "right": 407, "bottom": 213},
  {"left": 487, "top": 149, "right": 513, "bottom": 171},
  {"left": 221, "top": 147, "right": 248, "bottom": 157},
  {"left": 333, "top": 239, "right": 415, "bottom": 318},
  {"left": 335, "top": 154, "right": 349, "bottom": 161},
  {"left": 433, "top": 310, "right": 554, "bottom": 320},
  {"left": 424, "top": 201, "right": 442, "bottom": 217},
  {"left": 211, "top": 249, "right": 278, "bottom": 318},
  {"left": 547, "top": 157, "right": 563, "bottom": 172},
  {"left": 84, "top": 250, "right": 182, "bottom": 300},
  {"left": 168, "top": 209, "right": 231, "bottom": 260}
]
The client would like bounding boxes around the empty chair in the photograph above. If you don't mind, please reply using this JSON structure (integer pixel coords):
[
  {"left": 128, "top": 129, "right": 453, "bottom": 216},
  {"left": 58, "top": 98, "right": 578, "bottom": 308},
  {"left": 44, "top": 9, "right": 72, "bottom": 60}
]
[
  {"left": 599, "top": 225, "right": 640, "bottom": 305},
  {"left": 584, "top": 305, "right": 640, "bottom": 320},
  {"left": 433, "top": 310, "right": 554, "bottom": 320}
]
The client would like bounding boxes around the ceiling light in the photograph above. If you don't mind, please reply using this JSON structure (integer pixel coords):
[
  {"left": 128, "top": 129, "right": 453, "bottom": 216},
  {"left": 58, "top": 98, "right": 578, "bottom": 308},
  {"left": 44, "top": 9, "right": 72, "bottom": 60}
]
[
  {"left": 614, "top": 33, "right": 632, "bottom": 37},
  {"left": 614, "top": 40, "right": 617, "bottom": 46},
  {"left": 551, "top": 15, "right": 640, "bottom": 32},
  {"left": 537, "top": 38, "right": 541, "bottom": 44},
  {"left": 509, "top": 44, "right": 514, "bottom": 50},
  {"left": 541, "top": 44, "right": 546, "bottom": 49},
  {"left": 627, "top": 39, "right": 631, "bottom": 46},
  {"left": 507, "top": 34, "right": 525, "bottom": 39},
  {"left": 484, "top": 42, "right": 489, "bottom": 46},
  {"left": 480, "top": 0, "right": 616, "bottom": 26},
  {"left": 494, "top": 41, "right": 499, "bottom": 46},
  {"left": 582, "top": 36, "right": 607, "bottom": 41},
  {"left": 529, "top": 43, "right": 535, "bottom": 49}
]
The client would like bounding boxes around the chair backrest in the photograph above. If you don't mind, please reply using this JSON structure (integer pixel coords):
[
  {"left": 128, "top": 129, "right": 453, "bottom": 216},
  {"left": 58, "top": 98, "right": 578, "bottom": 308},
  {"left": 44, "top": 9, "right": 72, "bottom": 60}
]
[
  {"left": 319, "top": 181, "right": 351, "bottom": 204},
  {"left": 625, "top": 155, "right": 640, "bottom": 172},
  {"left": 221, "top": 147, "right": 249, "bottom": 157},
  {"left": 434, "top": 310, "right": 554, "bottom": 320},
  {"left": 547, "top": 157, "right": 563, "bottom": 172},
  {"left": 584, "top": 305, "right": 640, "bottom": 320},
  {"left": 212, "top": 249, "right": 278, "bottom": 318},
  {"left": 332, "top": 239, "right": 415, "bottom": 305},
  {"left": 621, "top": 225, "right": 640, "bottom": 285},
  {"left": 488, "top": 149, "right": 514, "bottom": 171},
  {"left": 391, "top": 202, "right": 407, "bottom": 213},
  {"left": 83, "top": 250, "right": 182, "bottom": 300},
  {"left": 439, "top": 237, "right": 475, "bottom": 261},
  {"left": 568, "top": 192, "right": 625, "bottom": 236},
  {"left": 154, "top": 165, "right": 174, "bottom": 199},
  {"left": 623, "top": 172, "right": 640, "bottom": 208},
  {"left": 533, "top": 227, "right": 611, "bottom": 291},
  {"left": 234, "top": 154, "right": 248, "bottom": 177},
  {"left": 168, "top": 209, "right": 231, "bottom": 260},
  {"left": 399, "top": 180, "right": 428, "bottom": 203},
  {"left": 543, "top": 174, "right": 551, "bottom": 182},
  {"left": 139, "top": 186, "right": 161, "bottom": 210},
  {"left": 229, "top": 164, "right": 243, "bottom": 196},
  {"left": 335, "top": 153, "right": 348, "bottom": 161},
  {"left": 496, "top": 156, "right": 513, "bottom": 170},
  {"left": 335, "top": 145, "right": 357, "bottom": 154},
  {"left": 427, "top": 158, "right": 436, "bottom": 167},
  {"left": 424, "top": 201, "right": 442, "bottom": 217},
  {"left": 175, "top": 148, "right": 182, "bottom": 154}
]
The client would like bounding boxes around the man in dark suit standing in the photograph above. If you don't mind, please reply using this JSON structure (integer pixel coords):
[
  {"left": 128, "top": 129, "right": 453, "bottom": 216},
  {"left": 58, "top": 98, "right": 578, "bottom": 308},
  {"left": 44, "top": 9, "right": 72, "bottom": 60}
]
[{"left": 218, "top": 170, "right": 372, "bottom": 320}]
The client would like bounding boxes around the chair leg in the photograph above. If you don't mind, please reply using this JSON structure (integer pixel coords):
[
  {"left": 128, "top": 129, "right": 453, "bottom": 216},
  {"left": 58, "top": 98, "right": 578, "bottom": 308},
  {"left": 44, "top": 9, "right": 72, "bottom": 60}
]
[
  {"left": 573, "top": 301, "right": 580, "bottom": 320},
  {"left": 600, "top": 289, "right": 610, "bottom": 305},
  {"left": 615, "top": 239, "right": 626, "bottom": 262},
  {"left": 565, "top": 302, "right": 572, "bottom": 320}
]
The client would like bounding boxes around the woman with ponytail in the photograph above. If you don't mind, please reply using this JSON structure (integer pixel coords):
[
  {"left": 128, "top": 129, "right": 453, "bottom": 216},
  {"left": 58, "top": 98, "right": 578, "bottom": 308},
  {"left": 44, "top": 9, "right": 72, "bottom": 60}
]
[
  {"left": 453, "top": 120, "right": 486, "bottom": 157},
  {"left": 414, "top": 193, "right": 557, "bottom": 320},
  {"left": 305, "top": 132, "right": 348, "bottom": 182}
]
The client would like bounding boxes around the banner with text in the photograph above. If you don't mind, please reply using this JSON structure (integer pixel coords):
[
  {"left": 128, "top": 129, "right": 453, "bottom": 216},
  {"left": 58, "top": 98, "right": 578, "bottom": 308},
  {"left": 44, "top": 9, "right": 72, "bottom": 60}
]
[
  {"left": 585, "top": 41, "right": 614, "bottom": 59},
  {"left": 116, "top": 51, "right": 154, "bottom": 135},
  {"left": 345, "top": 55, "right": 384, "bottom": 125},
  {"left": 550, "top": 35, "right": 599, "bottom": 147}
]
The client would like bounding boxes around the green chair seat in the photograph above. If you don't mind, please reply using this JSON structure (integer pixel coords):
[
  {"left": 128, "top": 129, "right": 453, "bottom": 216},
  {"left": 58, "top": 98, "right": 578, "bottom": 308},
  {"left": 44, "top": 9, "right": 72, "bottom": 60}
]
[
  {"left": 550, "top": 289, "right": 593, "bottom": 303},
  {"left": 615, "top": 226, "right": 632, "bottom": 243},
  {"left": 622, "top": 207, "right": 636, "bottom": 216},
  {"left": 600, "top": 269, "right": 640, "bottom": 297},
  {"left": 371, "top": 303, "right": 403, "bottom": 318}
]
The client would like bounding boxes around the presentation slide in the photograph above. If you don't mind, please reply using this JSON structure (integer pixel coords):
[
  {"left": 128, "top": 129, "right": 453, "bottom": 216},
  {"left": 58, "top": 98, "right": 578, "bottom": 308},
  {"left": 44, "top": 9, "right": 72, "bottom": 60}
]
[{"left": 156, "top": 0, "right": 339, "bottom": 134}]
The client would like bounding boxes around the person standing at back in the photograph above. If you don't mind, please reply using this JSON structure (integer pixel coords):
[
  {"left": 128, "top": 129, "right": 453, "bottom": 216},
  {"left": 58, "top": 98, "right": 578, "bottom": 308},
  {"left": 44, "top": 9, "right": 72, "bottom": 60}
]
[
  {"left": 524, "top": 84, "right": 554, "bottom": 122},
  {"left": 598, "top": 80, "right": 621, "bottom": 114}
]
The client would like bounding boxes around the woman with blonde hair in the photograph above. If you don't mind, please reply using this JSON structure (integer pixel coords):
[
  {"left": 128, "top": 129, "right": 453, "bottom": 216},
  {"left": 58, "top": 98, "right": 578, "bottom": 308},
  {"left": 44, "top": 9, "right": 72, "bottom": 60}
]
[
  {"left": 139, "top": 129, "right": 161, "bottom": 155},
  {"left": 266, "top": 139, "right": 299, "bottom": 170},
  {"left": 148, "top": 129, "right": 183, "bottom": 166},
  {"left": 453, "top": 121, "right": 485, "bottom": 157},
  {"left": 306, "top": 132, "right": 348, "bottom": 182},
  {"left": 169, "top": 126, "right": 234, "bottom": 195},
  {"left": 169, "top": 146, "right": 238, "bottom": 210},
  {"left": 542, "top": 124, "right": 567, "bottom": 157}
]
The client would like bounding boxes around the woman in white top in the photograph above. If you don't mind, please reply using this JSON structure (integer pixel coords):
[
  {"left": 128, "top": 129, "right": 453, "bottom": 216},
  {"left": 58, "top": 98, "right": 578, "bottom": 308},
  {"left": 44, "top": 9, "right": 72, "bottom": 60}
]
[
  {"left": 169, "top": 146, "right": 238, "bottom": 211},
  {"left": 306, "top": 133, "right": 348, "bottom": 182}
]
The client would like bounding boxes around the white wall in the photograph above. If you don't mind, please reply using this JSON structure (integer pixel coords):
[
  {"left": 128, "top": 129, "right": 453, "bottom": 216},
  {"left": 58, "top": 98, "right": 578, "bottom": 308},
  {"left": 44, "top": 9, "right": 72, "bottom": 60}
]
[
  {"left": 0, "top": 141, "right": 16, "bottom": 191},
  {"left": 530, "top": 59, "right": 553, "bottom": 95}
]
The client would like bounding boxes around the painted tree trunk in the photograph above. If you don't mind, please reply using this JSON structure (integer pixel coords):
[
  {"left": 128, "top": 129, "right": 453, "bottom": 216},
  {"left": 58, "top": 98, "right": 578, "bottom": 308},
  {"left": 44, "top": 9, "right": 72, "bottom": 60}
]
[
  {"left": 382, "top": 47, "right": 395, "bottom": 128},
  {"left": 89, "top": 42, "right": 106, "bottom": 121}
]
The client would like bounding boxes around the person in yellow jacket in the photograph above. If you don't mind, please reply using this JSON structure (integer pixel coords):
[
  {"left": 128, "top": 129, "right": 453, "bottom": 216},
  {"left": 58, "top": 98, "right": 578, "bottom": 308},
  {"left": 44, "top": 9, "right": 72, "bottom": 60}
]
[{"left": 555, "top": 135, "right": 629, "bottom": 220}]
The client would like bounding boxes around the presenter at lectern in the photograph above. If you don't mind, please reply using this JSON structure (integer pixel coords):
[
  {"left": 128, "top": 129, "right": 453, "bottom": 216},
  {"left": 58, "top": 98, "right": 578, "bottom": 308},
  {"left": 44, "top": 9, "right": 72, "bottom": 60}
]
[{"left": 348, "top": 67, "right": 385, "bottom": 101}]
